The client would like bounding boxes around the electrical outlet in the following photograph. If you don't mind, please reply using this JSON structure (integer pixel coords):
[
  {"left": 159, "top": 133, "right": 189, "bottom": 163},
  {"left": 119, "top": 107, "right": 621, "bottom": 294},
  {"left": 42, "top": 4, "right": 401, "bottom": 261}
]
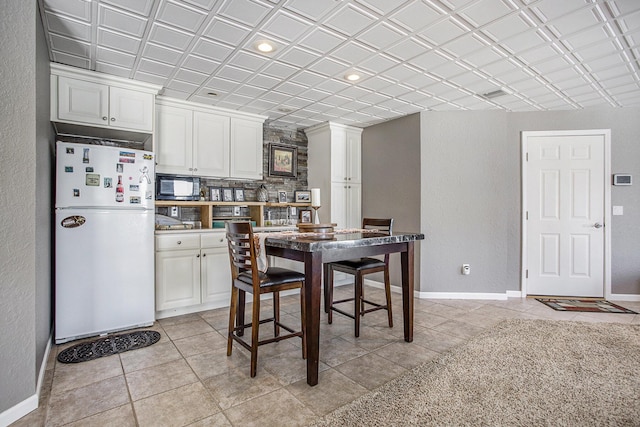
[
  {"left": 461, "top": 264, "right": 470, "bottom": 275},
  {"left": 170, "top": 206, "right": 179, "bottom": 217}
]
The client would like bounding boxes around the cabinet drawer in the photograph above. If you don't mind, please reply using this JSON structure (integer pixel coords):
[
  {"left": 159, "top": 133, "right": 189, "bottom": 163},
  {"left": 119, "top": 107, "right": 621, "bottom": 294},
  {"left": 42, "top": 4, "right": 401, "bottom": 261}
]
[
  {"left": 156, "top": 234, "right": 200, "bottom": 251},
  {"left": 201, "top": 233, "right": 227, "bottom": 248}
]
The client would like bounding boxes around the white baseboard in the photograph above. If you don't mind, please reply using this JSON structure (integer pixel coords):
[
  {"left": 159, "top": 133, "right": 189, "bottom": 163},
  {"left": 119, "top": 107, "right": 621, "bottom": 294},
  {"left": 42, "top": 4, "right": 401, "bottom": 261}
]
[
  {"left": 415, "top": 291, "right": 509, "bottom": 300},
  {"left": 360, "top": 278, "right": 521, "bottom": 300},
  {"left": 0, "top": 331, "right": 52, "bottom": 427},
  {"left": 609, "top": 293, "right": 640, "bottom": 302}
]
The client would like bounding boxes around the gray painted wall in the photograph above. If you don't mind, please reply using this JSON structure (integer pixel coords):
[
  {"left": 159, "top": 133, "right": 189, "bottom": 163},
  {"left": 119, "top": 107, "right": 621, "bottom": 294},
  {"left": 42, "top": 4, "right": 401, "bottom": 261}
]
[
  {"left": 35, "top": 7, "right": 55, "bottom": 376},
  {"left": 0, "top": 0, "right": 37, "bottom": 411},
  {"left": 420, "top": 111, "right": 511, "bottom": 294},
  {"left": 362, "top": 113, "right": 421, "bottom": 287},
  {"left": 0, "top": 0, "right": 53, "bottom": 414},
  {"left": 416, "top": 107, "right": 640, "bottom": 296}
]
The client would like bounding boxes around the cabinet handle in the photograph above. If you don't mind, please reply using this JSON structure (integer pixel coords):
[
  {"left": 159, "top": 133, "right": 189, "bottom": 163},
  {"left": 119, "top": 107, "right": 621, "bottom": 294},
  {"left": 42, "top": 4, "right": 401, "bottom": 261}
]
[
  {"left": 202, "top": 253, "right": 206, "bottom": 257},
  {"left": 102, "top": 116, "right": 108, "bottom": 121},
  {"left": 177, "top": 241, "right": 181, "bottom": 245},
  {"left": 197, "top": 254, "right": 200, "bottom": 258},
  {"left": 193, "top": 168, "right": 198, "bottom": 171},
  {"left": 110, "top": 117, "right": 116, "bottom": 122},
  {"left": 348, "top": 177, "right": 351, "bottom": 180},
  {"left": 344, "top": 177, "right": 347, "bottom": 180}
]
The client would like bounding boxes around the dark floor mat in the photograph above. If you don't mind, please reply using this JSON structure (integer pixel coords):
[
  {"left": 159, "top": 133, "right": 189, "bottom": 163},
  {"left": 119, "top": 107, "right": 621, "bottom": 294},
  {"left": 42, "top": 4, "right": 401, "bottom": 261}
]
[{"left": 57, "top": 330, "right": 161, "bottom": 363}]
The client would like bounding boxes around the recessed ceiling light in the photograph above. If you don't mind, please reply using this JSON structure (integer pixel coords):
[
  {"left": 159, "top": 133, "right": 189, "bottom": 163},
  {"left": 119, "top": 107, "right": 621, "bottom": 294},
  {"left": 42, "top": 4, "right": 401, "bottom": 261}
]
[
  {"left": 345, "top": 73, "right": 360, "bottom": 82},
  {"left": 277, "top": 107, "right": 293, "bottom": 113},
  {"left": 254, "top": 40, "right": 276, "bottom": 53},
  {"left": 207, "top": 92, "right": 218, "bottom": 96}
]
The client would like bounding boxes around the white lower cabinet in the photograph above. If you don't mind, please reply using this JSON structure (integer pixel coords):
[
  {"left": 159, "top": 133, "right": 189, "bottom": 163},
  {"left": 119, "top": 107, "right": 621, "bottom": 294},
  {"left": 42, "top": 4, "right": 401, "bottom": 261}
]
[
  {"left": 155, "top": 232, "right": 231, "bottom": 318},
  {"left": 200, "top": 234, "right": 231, "bottom": 306}
]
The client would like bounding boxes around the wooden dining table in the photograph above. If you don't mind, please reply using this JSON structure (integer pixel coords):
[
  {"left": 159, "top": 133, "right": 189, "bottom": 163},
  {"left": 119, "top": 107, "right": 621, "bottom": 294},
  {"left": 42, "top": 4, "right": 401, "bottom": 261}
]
[{"left": 263, "top": 230, "right": 425, "bottom": 386}]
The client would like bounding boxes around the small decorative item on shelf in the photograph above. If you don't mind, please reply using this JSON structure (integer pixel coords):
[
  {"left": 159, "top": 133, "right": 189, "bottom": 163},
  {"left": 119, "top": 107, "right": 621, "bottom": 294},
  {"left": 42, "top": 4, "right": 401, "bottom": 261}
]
[
  {"left": 311, "top": 188, "right": 321, "bottom": 224},
  {"left": 256, "top": 184, "right": 268, "bottom": 202},
  {"left": 299, "top": 209, "right": 312, "bottom": 223},
  {"left": 222, "top": 188, "right": 234, "bottom": 202},
  {"left": 234, "top": 188, "right": 245, "bottom": 202},
  {"left": 278, "top": 191, "right": 287, "bottom": 203},
  {"left": 295, "top": 190, "right": 311, "bottom": 203},
  {"left": 210, "top": 187, "right": 221, "bottom": 201}
]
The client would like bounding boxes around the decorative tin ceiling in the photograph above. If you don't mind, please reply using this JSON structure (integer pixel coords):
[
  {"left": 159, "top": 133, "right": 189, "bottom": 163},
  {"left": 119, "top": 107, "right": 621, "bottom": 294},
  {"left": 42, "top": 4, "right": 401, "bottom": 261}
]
[{"left": 39, "top": 0, "right": 640, "bottom": 128}]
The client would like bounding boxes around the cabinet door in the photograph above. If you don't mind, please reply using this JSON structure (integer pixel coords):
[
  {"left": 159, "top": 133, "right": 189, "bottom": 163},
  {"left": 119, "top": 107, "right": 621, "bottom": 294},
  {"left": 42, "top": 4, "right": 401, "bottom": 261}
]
[
  {"left": 109, "top": 86, "right": 154, "bottom": 132},
  {"left": 331, "top": 181, "right": 348, "bottom": 229},
  {"left": 193, "top": 111, "right": 230, "bottom": 177},
  {"left": 156, "top": 105, "right": 194, "bottom": 175},
  {"left": 346, "top": 129, "right": 362, "bottom": 183},
  {"left": 330, "top": 129, "right": 348, "bottom": 182},
  {"left": 58, "top": 77, "right": 109, "bottom": 126},
  {"left": 346, "top": 183, "right": 362, "bottom": 229},
  {"left": 155, "top": 249, "right": 201, "bottom": 310},
  {"left": 230, "top": 118, "right": 264, "bottom": 179},
  {"left": 201, "top": 247, "right": 232, "bottom": 305}
]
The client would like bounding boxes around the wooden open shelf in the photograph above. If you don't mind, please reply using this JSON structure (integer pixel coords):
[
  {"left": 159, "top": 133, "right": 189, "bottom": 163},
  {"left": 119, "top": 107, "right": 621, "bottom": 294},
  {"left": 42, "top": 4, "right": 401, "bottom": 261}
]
[{"left": 155, "top": 200, "right": 311, "bottom": 228}]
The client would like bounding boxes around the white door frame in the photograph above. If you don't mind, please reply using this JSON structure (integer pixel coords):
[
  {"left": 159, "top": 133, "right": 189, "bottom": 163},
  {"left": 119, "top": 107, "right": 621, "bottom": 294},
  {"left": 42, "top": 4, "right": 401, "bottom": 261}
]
[{"left": 521, "top": 129, "right": 612, "bottom": 298}]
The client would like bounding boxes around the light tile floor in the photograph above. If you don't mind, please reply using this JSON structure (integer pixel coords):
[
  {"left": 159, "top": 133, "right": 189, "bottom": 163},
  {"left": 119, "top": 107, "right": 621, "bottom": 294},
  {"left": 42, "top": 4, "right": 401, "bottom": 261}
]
[{"left": 12, "top": 287, "right": 640, "bottom": 427}]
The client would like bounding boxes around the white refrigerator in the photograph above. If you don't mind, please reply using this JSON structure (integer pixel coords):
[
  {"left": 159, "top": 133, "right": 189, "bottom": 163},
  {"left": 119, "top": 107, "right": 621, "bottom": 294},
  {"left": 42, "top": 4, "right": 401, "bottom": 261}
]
[{"left": 55, "top": 141, "right": 155, "bottom": 344}]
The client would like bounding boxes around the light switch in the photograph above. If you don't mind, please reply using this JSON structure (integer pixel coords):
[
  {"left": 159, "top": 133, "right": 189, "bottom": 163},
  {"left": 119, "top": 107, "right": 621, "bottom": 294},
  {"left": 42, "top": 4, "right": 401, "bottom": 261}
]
[{"left": 612, "top": 206, "right": 623, "bottom": 216}]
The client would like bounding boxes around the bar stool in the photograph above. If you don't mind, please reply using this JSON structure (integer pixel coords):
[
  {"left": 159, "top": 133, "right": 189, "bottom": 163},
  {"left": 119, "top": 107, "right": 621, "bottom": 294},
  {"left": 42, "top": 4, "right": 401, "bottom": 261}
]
[
  {"left": 323, "top": 218, "right": 393, "bottom": 337},
  {"left": 226, "top": 221, "right": 306, "bottom": 377}
]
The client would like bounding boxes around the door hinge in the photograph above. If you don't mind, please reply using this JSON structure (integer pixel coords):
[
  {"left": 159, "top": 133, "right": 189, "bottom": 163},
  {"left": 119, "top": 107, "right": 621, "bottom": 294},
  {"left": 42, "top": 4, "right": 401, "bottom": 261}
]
[
  {"left": 526, "top": 269, "right": 528, "bottom": 279},
  {"left": 526, "top": 152, "right": 528, "bottom": 161},
  {"left": 526, "top": 211, "right": 528, "bottom": 220}
]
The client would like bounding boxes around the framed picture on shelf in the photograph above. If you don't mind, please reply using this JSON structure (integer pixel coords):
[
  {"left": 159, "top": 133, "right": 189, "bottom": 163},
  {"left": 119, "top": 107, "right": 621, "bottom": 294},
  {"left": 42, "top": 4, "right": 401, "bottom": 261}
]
[
  {"left": 222, "top": 188, "right": 234, "bottom": 202},
  {"left": 278, "top": 191, "right": 287, "bottom": 203},
  {"left": 294, "top": 190, "right": 311, "bottom": 203},
  {"left": 269, "top": 144, "right": 297, "bottom": 178},
  {"left": 234, "top": 188, "right": 245, "bottom": 202},
  {"left": 209, "top": 187, "right": 221, "bottom": 202},
  {"left": 299, "top": 209, "right": 312, "bottom": 223}
]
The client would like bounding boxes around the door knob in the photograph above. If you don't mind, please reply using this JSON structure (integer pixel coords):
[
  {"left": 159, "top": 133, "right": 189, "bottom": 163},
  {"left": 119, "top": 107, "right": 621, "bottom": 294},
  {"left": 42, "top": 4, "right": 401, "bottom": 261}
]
[{"left": 594, "top": 223, "right": 603, "bottom": 229}]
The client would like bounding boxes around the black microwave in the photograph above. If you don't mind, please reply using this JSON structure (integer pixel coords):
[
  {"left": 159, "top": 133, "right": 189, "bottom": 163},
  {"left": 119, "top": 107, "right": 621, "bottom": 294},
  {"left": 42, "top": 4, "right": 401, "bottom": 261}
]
[{"left": 156, "top": 174, "right": 200, "bottom": 201}]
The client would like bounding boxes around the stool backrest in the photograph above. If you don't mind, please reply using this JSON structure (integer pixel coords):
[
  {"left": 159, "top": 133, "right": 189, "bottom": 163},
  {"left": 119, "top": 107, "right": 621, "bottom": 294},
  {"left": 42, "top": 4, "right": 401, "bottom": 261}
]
[
  {"left": 226, "top": 221, "right": 258, "bottom": 281},
  {"left": 362, "top": 218, "right": 393, "bottom": 234}
]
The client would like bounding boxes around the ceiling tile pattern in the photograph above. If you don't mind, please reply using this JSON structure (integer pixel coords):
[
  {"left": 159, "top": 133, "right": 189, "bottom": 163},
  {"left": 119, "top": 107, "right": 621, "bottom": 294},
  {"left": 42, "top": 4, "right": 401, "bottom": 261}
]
[{"left": 39, "top": 0, "right": 640, "bottom": 129}]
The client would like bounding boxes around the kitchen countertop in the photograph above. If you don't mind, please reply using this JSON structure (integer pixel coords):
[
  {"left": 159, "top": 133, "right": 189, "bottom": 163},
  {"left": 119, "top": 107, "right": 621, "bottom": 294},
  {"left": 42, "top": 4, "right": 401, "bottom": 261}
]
[{"left": 155, "top": 226, "right": 297, "bottom": 235}]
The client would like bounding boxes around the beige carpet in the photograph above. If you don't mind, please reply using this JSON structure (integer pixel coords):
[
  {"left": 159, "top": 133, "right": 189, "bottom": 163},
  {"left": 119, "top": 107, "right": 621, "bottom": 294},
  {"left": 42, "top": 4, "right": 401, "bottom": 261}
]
[{"left": 311, "top": 319, "right": 640, "bottom": 426}]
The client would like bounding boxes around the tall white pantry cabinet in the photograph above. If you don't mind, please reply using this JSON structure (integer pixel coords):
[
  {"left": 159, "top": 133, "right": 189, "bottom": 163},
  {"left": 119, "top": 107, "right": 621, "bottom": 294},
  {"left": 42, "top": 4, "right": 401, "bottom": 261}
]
[{"left": 306, "top": 122, "right": 363, "bottom": 229}]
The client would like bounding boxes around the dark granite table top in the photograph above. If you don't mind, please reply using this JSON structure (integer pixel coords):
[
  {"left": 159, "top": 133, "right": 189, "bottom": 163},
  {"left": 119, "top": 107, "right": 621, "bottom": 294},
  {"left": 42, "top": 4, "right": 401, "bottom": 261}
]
[{"left": 264, "top": 231, "right": 424, "bottom": 252}]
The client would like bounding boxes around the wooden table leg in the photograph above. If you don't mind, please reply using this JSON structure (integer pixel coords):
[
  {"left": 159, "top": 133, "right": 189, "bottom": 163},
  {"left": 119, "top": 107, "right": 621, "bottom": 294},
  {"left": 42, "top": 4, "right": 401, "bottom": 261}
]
[
  {"left": 304, "top": 251, "right": 322, "bottom": 386},
  {"left": 401, "top": 241, "right": 414, "bottom": 342}
]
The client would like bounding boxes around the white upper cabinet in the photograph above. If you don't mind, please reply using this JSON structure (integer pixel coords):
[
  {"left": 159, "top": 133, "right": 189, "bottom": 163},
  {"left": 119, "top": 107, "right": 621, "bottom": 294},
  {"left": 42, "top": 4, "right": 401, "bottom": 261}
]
[
  {"left": 155, "top": 104, "right": 193, "bottom": 175},
  {"left": 193, "top": 111, "right": 230, "bottom": 178},
  {"left": 108, "top": 86, "right": 154, "bottom": 131},
  {"left": 230, "top": 118, "right": 264, "bottom": 180},
  {"left": 329, "top": 127, "right": 362, "bottom": 183},
  {"left": 57, "top": 77, "right": 109, "bottom": 126},
  {"left": 155, "top": 97, "right": 265, "bottom": 179},
  {"left": 51, "top": 63, "right": 159, "bottom": 135}
]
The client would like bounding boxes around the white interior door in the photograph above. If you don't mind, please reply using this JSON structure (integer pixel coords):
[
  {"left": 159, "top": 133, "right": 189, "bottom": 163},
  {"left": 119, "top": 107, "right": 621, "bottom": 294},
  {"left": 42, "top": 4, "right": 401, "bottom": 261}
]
[{"left": 523, "top": 130, "right": 610, "bottom": 297}]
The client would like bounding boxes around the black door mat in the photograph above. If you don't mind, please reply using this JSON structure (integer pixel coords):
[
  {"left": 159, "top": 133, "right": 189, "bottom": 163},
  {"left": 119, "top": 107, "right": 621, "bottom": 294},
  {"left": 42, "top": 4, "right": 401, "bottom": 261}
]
[
  {"left": 536, "top": 298, "right": 638, "bottom": 314},
  {"left": 57, "top": 330, "right": 161, "bottom": 363}
]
